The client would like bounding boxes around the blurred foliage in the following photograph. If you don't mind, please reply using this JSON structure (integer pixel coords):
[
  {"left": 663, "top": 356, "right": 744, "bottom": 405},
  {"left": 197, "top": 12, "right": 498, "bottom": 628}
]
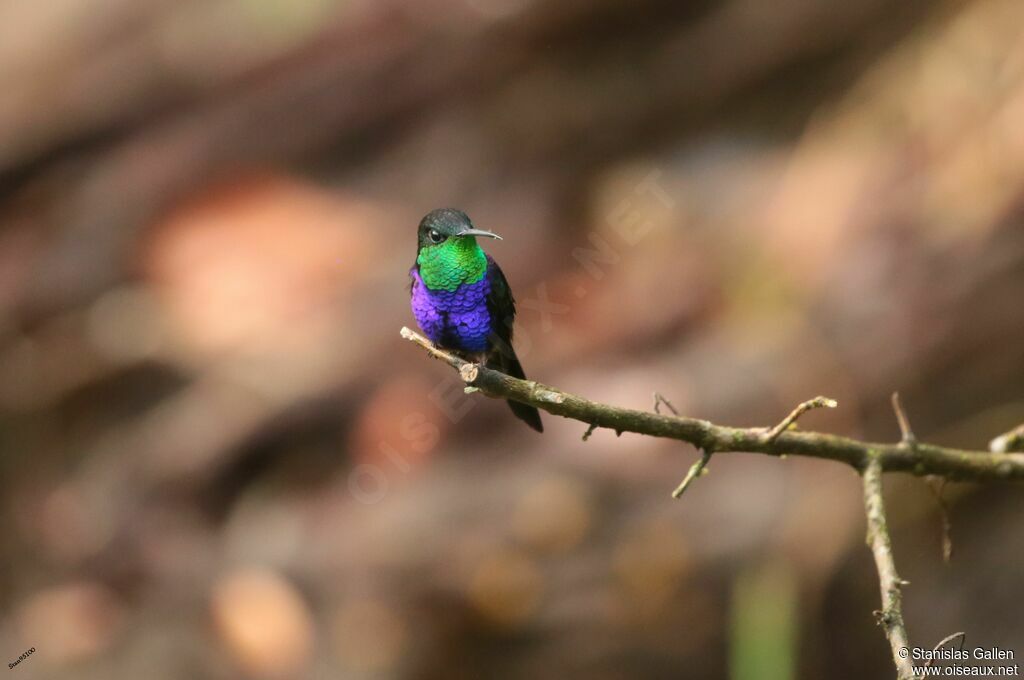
[{"left": 730, "top": 562, "right": 797, "bottom": 680}]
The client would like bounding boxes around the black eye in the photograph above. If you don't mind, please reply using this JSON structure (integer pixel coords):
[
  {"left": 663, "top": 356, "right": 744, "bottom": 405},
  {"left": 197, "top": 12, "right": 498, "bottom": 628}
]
[{"left": 428, "top": 229, "right": 444, "bottom": 243}]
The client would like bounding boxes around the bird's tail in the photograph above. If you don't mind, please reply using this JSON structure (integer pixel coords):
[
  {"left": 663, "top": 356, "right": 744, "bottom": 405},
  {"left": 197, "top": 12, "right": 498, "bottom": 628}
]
[{"left": 488, "top": 347, "right": 544, "bottom": 433}]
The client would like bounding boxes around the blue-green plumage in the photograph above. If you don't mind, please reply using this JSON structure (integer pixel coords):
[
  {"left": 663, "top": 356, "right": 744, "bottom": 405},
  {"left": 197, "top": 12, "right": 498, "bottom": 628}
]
[{"left": 410, "top": 209, "right": 543, "bottom": 432}]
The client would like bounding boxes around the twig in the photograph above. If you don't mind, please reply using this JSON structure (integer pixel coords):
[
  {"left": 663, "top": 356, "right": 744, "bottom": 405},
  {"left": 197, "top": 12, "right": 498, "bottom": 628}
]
[
  {"left": 862, "top": 456, "right": 915, "bottom": 680},
  {"left": 891, "top": 393, "right": 952, "bottom": 562},
  {"left": 923, "top": 631, "right": 966, "bottom": 670},
  {"left": 763, "top": 396, "right": 838, "bottom": 443},
  {"left": 582, "top": 423, "right": 598, "bottom": 441},
  {"left": 673, "top": 394, "right": 838, "bottom": 500},
  {"left": 891, "top": 392, "right": 917, "bottom": 446},
  {"left": 671, "top": 450, "right": 712, "bottom": 498},
  {"left": 673, "top": 394, "right": 835, "bottom": 499},
  {"left": 653, "top": 392, "right": 680, "bottom": 415},
  {"left": 400, "top": 327, "right": 1024, "bottom": 482},
  {"left": 990, "top": 424, "right": 1024, "bottom": 453},
  {"left": 652, "top": 392, "right": 713, "bottom": 497}
]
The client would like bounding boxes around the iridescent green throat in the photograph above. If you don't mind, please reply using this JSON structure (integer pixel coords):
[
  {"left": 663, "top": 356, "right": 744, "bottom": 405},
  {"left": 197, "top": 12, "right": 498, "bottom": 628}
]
[{"left": 417, "top": 236, "right": 487, "bottom": 291}]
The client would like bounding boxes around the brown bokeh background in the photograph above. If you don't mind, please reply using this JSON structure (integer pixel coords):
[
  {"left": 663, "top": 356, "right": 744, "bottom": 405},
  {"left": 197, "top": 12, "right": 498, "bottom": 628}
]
[{"left": 1, "top": 1, "right": 1023, "bottom": 678}]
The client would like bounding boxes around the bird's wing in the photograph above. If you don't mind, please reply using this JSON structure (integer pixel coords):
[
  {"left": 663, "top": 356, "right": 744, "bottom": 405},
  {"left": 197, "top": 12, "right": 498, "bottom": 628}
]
[
  {"left": 484, "top": 257, "right": 544, "bottom": 432},
  {"left": 484, "top": 256, "right": 517, "bottom": 347}
]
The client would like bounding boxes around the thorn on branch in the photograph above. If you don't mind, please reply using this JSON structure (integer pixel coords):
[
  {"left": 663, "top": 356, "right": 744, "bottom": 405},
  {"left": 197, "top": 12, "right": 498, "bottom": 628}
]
[
  {"left": 891, "top": 392, "right": 917, "bottom": 448},
  {"left": 671, "top": 449, "right": 713, "bottom": 499},
  {"left": 990, "top": 423, "right": 1024, "bottom": 453},
  {"left": 764, "top": 396, "right": 838, "bottom": 443},
  {"left": 653, "top": 392, "right": 680, "bottom": 415},
  {"left": 582, "top": 423, "right": 598, "bottom": 441},
  {"left": 654, "top": 388, "right": 711, "bottom": 497},
  {"left": 923, "top": 632, "right": 966, "bottom": 670}
]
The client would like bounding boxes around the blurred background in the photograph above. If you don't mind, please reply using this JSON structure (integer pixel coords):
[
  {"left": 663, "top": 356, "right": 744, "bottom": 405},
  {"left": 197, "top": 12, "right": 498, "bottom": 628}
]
[{"left": 1, "top": 0, "right": 1023, "bottom": 678}]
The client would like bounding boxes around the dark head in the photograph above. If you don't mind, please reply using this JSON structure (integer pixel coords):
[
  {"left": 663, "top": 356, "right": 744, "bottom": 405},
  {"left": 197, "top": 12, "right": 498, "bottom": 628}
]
[{"left": 417, "top": 208, "right": 502, "bottom": 252}]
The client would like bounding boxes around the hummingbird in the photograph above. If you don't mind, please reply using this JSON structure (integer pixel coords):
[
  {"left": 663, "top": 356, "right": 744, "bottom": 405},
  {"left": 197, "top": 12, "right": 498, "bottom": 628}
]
[{"left": 409, "top": 208, "right": 543, "bottom": 432}]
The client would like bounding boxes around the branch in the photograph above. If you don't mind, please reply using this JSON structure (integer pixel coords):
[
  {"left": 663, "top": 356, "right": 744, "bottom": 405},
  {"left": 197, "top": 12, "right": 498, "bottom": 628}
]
[
  {"left": 763, "top": 395, "right": 837, "bottom": 442},
  {"left": 862, "top": 457, "right": 915, "bottom": 680},
  {"left": 670, "top": 449, "right": 712, "bottom": 498},
  {"left": 402, "top": 326, "right": 1024, "bottom": 680},
  {"left": 891, "top": 392, "right": 917, "bottom": 447},
  {"left": 892, "top": 392, "right": 953, "bottom": 562},
  {"left": 400, "top": 327, "right": 1024, "bottom": 482},
  {"left": 652, "top": 392, "right": 714, "bottom": 498}
]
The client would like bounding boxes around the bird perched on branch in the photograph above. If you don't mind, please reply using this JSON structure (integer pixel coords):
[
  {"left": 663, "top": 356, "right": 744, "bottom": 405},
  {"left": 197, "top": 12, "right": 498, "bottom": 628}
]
[{"left": 409, "top": 208, "right": 543, "bottom": 432}]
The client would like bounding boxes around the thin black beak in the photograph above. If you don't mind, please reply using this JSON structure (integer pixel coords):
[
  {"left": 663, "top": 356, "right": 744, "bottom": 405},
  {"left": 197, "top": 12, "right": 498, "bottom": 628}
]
[{"left": 458, "top": 227, "right": 503, "bottom": 240}]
